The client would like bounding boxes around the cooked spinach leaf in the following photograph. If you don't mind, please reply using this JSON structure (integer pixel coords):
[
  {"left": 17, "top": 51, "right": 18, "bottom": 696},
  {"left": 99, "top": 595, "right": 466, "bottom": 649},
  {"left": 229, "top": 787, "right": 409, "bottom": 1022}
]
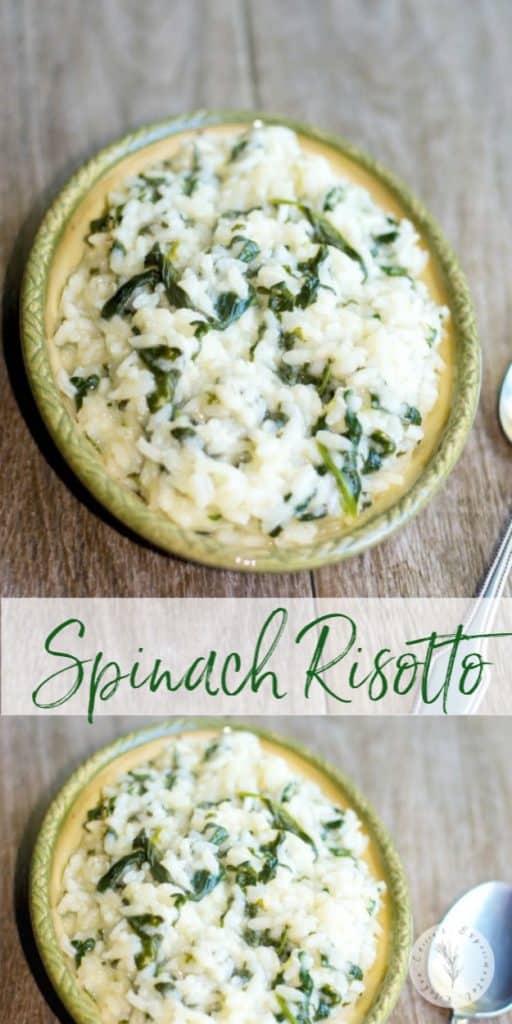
[
  {"left": 138, "top": 346, "right": 180, "bottom": 413},
  {"left": 189, "top": 868, "right": 225, "bottom": 901},
  {"left": 316, "top": 443, "right": 358, "bottom": 517},
  {"left": 71, "top": 937, "right": 95, "bottom": 967},
  {"left": 348, "top": 963, "right": 363, "bottom": 980},
  {"left": 86, "top": 795, "right": 115, "bottom": 821},
  {"left": 230, "top": 137, "right": 249, "bottom": 161},
  {"left": 144, "top": 243, "right": 190, "bottom": 309},
  {"left": 183, "top": 145, "right": 201, "bottom": 196},
  {"left": 238, "top": 793, "right": 317, "bottom": 857},
  {"left": 344, "top": 409, "right": 362, "bottom": 445},
  {"left": 401, "top": 404, "right": 422, "bottom": 425},
  {"left": 231, "top": 235, "right": 261, "bottom": 263},
  {"left": 369, "top": 429, "right": 396, "bottom": 455},
  {"left": 96, "top": 850, "right": 146, "bottom": 891},
  {"left": 270, "top": 200, "right": 366, "bottom": 279},
  {"left": 101, "top": 268, "right": 160, "bottom": 319},
  {"left": 280, "top": 781, "right": 298, "bottom": 803},
  {"left": 374, "top": 229, "right": 398, "bottom": 245},
  {"left": 70, "top": 373, "right": 100, "bottom": 411},
  {"left": 296, "top": 245, "right": 328, "bottom": 308},
  {"left": 202, "top": 823, "right": 229, "bottom": 846},
  {"left": 127, "top": 915, "right": 163, "bottom": 970},
  {"left": 155, "top": 981, "right": 175, "bottom": 995},
  {"left": 262, "top": 281, "right": 296, "bottom": 314},
  {"left": 243, "top": 925, "right": 291, "bottom": 962},
  {"left": 132, "top": 829, "right": 173, "bottom": 884},
  {"left": 315, "top": 984, "right": 341, "bottom": 1020},
  {"left": 323, "top": 185, "right": 345, "bottom": 211},
  {"left": 215, "top": 289, "right": 255, "bottom": 329},
  {"left": 276, "top": 994, "right": 298, "bottom": 1024},
  {"left": 380, "top": 264, "right": 409, "bottom": 277}
]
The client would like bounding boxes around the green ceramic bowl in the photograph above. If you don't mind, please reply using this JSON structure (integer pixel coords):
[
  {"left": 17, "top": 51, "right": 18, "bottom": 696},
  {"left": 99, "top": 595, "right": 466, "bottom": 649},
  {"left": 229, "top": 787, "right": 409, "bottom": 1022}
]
[
  {"left": 29, "top": 719, "right": 412, "bottom": 1024},
  {"left": 21, "top": 110, "right": 480, "bottom": 571}
]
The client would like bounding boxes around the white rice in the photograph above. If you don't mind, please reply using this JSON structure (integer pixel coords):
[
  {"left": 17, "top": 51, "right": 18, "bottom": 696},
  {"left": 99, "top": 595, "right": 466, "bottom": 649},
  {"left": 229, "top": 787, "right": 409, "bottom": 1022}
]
[
  {"left": 53, "top": 123, "right": 447, "bottom": 542},
  {"left": 57, "top": 730, "right": 385, "bottom": 1024}
]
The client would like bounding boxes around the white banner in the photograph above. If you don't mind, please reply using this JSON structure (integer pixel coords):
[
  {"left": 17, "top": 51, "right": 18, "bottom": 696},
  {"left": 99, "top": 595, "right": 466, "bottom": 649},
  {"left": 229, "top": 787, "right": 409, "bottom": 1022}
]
[{"left": 2, "top": 598, "right": 512, "bottom": 718}]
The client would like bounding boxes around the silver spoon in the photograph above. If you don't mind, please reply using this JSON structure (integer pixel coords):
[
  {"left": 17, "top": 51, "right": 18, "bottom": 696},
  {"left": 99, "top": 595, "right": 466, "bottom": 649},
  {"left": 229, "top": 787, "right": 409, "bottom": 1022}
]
[
  {"left": 414, "top": 364, "right": 512, "bottom": 714},
  {"left": 427, "top": 881, "right": 512, "bottom": 1021}
]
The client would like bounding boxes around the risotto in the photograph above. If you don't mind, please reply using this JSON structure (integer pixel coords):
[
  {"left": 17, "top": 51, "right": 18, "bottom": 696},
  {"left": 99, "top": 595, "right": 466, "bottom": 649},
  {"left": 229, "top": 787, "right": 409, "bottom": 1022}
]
[
  {"left": 53, "top": 122, "right": 447, "bottom": 542},
  {"left": 57, "top": 730, "right": 385, "bottom": 1024}
]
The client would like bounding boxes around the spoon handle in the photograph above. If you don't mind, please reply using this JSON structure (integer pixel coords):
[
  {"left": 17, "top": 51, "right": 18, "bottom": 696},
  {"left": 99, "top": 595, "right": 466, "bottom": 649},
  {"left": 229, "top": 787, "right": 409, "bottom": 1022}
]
[
  {"left": 414, "top": 512, "right": 512, "bottom": 714},
  {"left": 477, "top": 512, "right": 512, "bottom": 601}
]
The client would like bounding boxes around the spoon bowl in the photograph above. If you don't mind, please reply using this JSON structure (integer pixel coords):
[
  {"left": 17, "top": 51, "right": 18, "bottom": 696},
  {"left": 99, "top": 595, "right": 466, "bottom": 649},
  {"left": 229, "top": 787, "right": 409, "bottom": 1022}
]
[
  {"left": 428, "top": 881, "right": 512, "bottom": 1021},
  {"left": 499, "top": 363, "right": 512, "bottom": 442}
]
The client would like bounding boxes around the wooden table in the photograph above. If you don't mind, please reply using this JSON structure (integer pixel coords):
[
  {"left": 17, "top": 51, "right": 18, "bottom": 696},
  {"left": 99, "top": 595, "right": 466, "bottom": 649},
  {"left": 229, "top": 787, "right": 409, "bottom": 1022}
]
[
  {"left": 2, "top": 715, "right": 511, "bottom": 1023},
  {"left": 2, "top": 0, "right": 511, "bottom": 598}
]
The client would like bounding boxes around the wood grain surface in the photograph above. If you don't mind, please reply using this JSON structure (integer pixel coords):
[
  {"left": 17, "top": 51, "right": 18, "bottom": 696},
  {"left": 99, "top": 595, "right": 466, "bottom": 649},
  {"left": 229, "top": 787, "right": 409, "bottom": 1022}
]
[
  {"left": 1, "top": 0, "right": 511, "bottom": 598},
  {"left": 1, "top": 715, "right": 511, "bottom": 1024}
]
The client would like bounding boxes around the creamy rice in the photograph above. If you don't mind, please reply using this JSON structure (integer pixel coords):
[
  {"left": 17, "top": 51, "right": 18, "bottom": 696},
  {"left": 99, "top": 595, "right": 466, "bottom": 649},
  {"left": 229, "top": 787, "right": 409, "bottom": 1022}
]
[
  {"left": 57, "top": 730, "right": 385, "bottom": 1024},
  {"left": 53, "top": 123, "right": 447, "bottom": 542}
]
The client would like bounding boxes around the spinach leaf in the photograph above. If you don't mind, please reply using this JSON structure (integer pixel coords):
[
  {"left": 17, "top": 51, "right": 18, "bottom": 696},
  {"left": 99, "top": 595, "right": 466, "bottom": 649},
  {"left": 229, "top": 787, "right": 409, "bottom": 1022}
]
[
  {"left": 296, "top": 245, "right": 328, "bottom": 308},
  {"left": 280, "top": 781, "right": 298, "bottom": 803},
  {"left": 276, "top": 994, "right": 298, "bottom": 1024},
  {"left": 132, "top": 830, "right": 173, "bottom": 884},
  {"left": 101, "top": 268, "right": 160, "bottom": 319},
  {"left": 171, "top": 425, "right": 196, "bottom": 441},
  {"left": 316, "top": 443, "right": 358, "bottom": 517},
  {"left": 96, "top": 849, "right": 146, "bottom": 891},
  {"left": 89, "top": 204, "right": 124, "bottom": 234},
  {"left": 231, "top": 235, "right": 261, "bottom": 263},
  {"left": 369, "top": 429, "right": 396, "bottom": 455},
  {"left": 302, "top": 206, "right": 367, "bottom": 279},
  {"left": 348, "top": 963, "right": 363, "bottom": 981},
  {"left": 321, "top": 816, "right": 345, "bottom": 832},
  {"left": 138, "top": 347, "right": 180, "bottom": 413},
  {"left": 299, "top": 952, "right": 314, "bottom": 998},
  {"left": 323, "top": 185, "right": 345, "bottom": 212},
  {"left": 232, "top": 965, "right": 253, "bottom": 985},
  {"left": 317, "top": 361, "right": 334, "bottom": 400},
  {"left": 230, "top": 137, "right": 249, "bottom": 161},
  {"left": 344, "top": 409, "right": 362, "bottom": 445},
  {"left": 155, "top": 981, "right": 175, "bottom": 995},
  {"left": 328, "top": 846, "right": 352, "bottom": 858},
  {"left": 401, "top": 404, "right": 422, "bottom": 425},
  {"left": 128, "top": 914, "right": 164, "bottom": 929},
  {"left": 86, "top": 795, "right": 115, "bottom": 821},
  {"left": 89, "top": 212, "right": 115, "bottom": 234},
  {"left": 71, "top": 937, "right": 95, "bottom": 967},
  {"left": 238, "top": 793, "right": 316, "bottom": 857},
  {"left": 374, "top": 229, "right": 398, "bottom": 245},
  {"left": 271, "top": 200, "right": 366, "bottom": 279},
  {"left": 243, "top": 926, "right": 291, "bottom": 962},
  {"left": 144, "top": 244, "right": 190, "bottom": 309},
  {"left": 215, "top": 290, "right": 254, "bottom": 329},
  {"left": 235, "top": 862, "right": 260, "bottom": 889},
  {"left": 183, "top": 145, "right": 201, "bottom": 196},
  {"left": 189, "top": 868, "right": 225, "bottom": 901},
  {"left": 263, "top": 281, "right": 296, "bottom": 315},
  {"left": 70, "top": 373, "right": 100, "bottom": 411},
  {"left": 258, "top": 832, "right": 285, "bottom": 883},
  {"left": 380, "top": 264, "right": 409, "bottom": 277},
  {"left": 315, "top": 985, "right": 341, "bottom": 1020},
  {"left": 201, "top": 822, "right": 229, "bottom": 846},
  {"left": 203, "top": 737, "right": 222, "bottom": 760},
  {"left": 127, "top": 916, "right": 163, "bottom": 970},
  {"left": 138, "top": 345, "right": 181, "bottom": 372}
]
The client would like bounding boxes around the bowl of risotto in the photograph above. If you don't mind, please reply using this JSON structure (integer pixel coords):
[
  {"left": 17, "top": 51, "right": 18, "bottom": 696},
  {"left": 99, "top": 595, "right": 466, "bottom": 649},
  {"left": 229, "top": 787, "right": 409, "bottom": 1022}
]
[
  {"left": 21, "top": 111, "right": 480, "bottom": 570},
  {"left": 30, "top": 721, "right": 411, "bottom": 1024}
]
